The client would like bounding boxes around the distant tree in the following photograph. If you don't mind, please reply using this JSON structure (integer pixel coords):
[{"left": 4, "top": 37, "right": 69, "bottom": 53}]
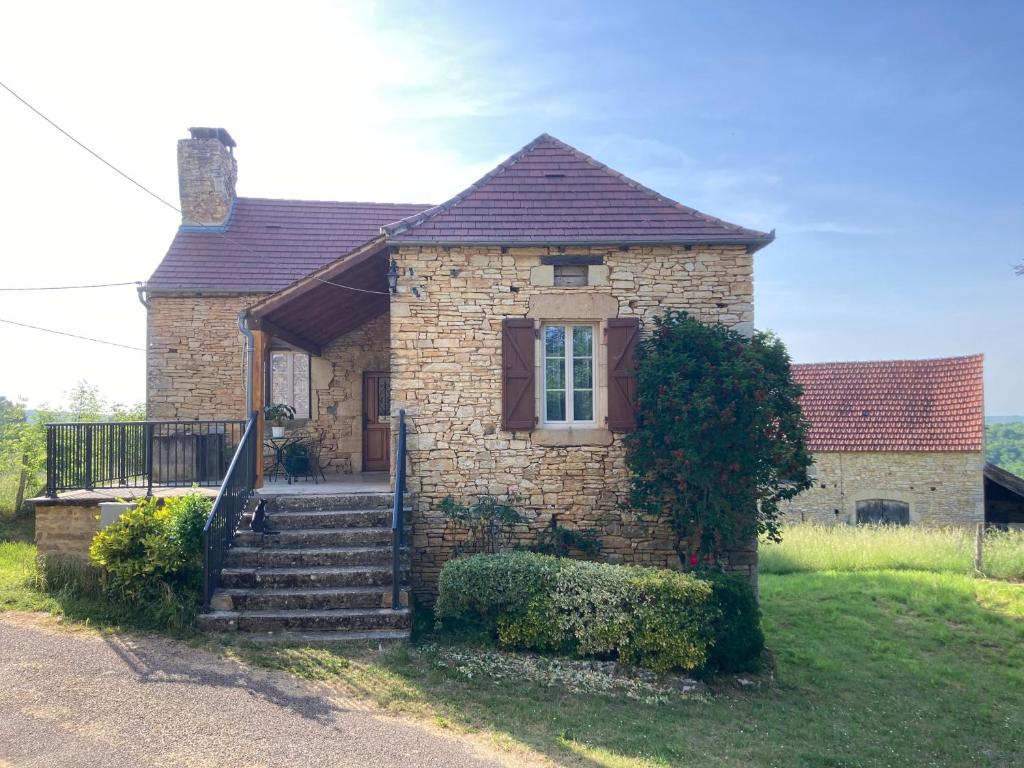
[
  {"left": 625, "top": 312, "right": 813, "bottom": 564},
  {"left": 987, "top": 422, "right": 1024, "bottom": 477}
]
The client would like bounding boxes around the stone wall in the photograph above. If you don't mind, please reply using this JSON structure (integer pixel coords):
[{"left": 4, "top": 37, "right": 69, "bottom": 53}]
[
  {"left": 34, "top": 504, "right": 100, "bottom": 559},
  {"left": 782, "top": 451, "right": 985, "bottom": 526},
  {"left": 389, "top": 244, "right": 755, "bottom": 597},
  {"left": 146, "top": 294, "right": 260, "bottom": 421},
  {"left": 308, "top": 313, "right": 390, "bottom": 473}
]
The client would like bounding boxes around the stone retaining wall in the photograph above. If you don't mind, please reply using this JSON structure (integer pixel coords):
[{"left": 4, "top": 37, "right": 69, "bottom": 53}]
[{"left": 34, "top": 504, "right": 100, "bottom": 560}]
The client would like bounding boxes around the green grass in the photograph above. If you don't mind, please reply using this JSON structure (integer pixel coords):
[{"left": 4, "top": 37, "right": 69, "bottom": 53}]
[
  {"left": 761, "top": 523, "right": 1024, "bottom": 581},
  {"left": 3, "top": 518, "right": 1023, "bottom": 766},
  {"left": 0, "top": 512, "right": 176, "bottom": 631},
  {"left": 231, "top": 571, "right": 1024, "bottom": 767}
]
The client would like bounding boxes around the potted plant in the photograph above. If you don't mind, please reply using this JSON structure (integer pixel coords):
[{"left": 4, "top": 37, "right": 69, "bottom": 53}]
[
  {"left": 265, "top": 403, "right": 296, "bottom": 438},
  {"left": 283, "top": 441, "right": 311, "bottom": 478}
]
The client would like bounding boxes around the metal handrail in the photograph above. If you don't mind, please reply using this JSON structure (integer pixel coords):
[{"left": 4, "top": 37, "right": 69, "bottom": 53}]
[
  {"left": 391, "top": 409, "right": 407, "bottom": 610},
  {"left": 201, "top": 414, "right": 258, "bottom": 609}
]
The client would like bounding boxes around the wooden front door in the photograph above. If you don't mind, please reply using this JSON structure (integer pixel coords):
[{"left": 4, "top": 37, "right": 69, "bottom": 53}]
[{"left": 362, "top": 372, "right": 391, "bottom": 472}]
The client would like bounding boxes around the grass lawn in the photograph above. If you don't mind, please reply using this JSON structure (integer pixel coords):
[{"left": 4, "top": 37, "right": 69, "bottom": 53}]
[
  {"left": 3, "top": 518, "right": 1023, "bottom": 767},
  {"left": 234, "top": 571, "right": 1024, "bottom": 767}
]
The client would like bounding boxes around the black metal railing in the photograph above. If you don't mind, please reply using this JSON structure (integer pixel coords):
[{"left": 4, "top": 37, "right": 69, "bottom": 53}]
[
  {"left": 392, "top": 409, "right": 407, "bottom": 610},
  {"left": 202, "top": 414, "right": 258, "bottom": 609},
  {"left": 45, "top": 420, "right": 247, "bottom": 497}
]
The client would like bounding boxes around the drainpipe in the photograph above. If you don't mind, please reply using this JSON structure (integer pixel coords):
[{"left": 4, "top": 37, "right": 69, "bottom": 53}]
[
  {"left": 136, "top": 283, "right": 149, "bottom": 309},
  {"left": 238, "top": 309, "right": 255, "bottom": 419}
]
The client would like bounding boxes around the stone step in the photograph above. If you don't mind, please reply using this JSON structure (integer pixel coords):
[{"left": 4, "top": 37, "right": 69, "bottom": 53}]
[
  {"left": 262, "top": 493, "right": 396, "bottom": 513},
  {"left": 259, "top": 509, "right": 408, "bottom": 529},
  {"left": 234, "top": 527, "right": 396, "bottom": 548},
  {"left": 211, "top": 585, "right": 409, "bottom": 612},
  {"left": 225, "top": 546, "right": 403, "bottom": 569},
  {"left": 198, "top": 607, "right": 412, "bottom": 633},
  {"left": 219, "top": 564, "right": 404, "bottom": 589},
  {"left": 225, "top": 629, "right": 410, "bottom": 645}
]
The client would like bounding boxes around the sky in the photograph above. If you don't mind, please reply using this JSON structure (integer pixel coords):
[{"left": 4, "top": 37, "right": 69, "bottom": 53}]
[{"left": 0, "top": 0, "right": 1021, "bottom": 414}]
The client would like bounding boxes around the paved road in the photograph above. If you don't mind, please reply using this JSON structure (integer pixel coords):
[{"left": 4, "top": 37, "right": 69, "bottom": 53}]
[{"left": 0, "top": 615, "right": 508, "bottom": 768}]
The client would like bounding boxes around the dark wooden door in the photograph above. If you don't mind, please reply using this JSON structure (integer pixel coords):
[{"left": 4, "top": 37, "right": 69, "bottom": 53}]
[
  {"left": 856, "top": 499, "right": 910, "bottom": 526},
  {"left": 363, "top": 372, "right": 391, "bottom": 472}
]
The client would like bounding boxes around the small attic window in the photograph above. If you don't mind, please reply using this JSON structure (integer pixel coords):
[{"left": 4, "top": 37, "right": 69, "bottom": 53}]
[{"left": 554, "top": 264, "right": 588, "bottom": 287}]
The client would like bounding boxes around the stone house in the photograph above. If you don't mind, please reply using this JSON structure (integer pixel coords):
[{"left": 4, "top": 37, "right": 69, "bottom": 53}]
[
  {"left": 144, "top": 127, "right": 773, "bottom": 600},
  {"left": 783, "top": 355, "right": 987, "bottom": 526}
]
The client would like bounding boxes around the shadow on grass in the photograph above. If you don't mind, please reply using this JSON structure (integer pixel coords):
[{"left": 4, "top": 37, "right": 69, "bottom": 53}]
[{"left": 236, "top": 572, "right": 1024, "bottom": 768}]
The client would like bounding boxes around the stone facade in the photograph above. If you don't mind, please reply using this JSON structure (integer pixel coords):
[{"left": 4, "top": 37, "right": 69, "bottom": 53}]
[
  {"left": 783, "top": 451, "right": 985, "bottom": 527},
  {"left": 34, "top": 504, "right": 100, "bottom": 559},
  {"left": 146, "top": 294, "right": 258, "bottom": 421},
  {"left": 389, "top": 244, "right": 754, "bottom": 596},
  {"left": 307, "top": 313, "right": 389, "bottom": 474}
]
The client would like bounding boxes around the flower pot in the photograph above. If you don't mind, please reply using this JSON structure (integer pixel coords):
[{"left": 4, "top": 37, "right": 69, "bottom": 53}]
[{"left": 271, "top": 426, "right": 285, "bottom": 438}]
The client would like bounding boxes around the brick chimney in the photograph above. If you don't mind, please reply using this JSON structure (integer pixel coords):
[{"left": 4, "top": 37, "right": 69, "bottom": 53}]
[{"left": 177, "top": 127, "right": 237, "bottom": 226}]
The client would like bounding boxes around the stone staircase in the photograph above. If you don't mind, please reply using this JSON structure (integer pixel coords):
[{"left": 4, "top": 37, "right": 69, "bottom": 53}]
[{"left": 197, "top": 492, "right": 411, "bottom": 642}]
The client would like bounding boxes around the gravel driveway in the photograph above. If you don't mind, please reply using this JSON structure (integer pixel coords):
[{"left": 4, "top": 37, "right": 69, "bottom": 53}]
[{"left": 0, "top": 615, "right": 509, "bottom": 768}]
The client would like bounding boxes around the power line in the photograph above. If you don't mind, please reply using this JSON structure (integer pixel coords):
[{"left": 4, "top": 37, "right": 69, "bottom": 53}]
[
  {"left": 310, "top": 275, "right": 389, "bottom": 296},
  {"left": 0, "top": 79, "right": 180, "bottom": 214},
  {"left": 1, "top": 79, "right": 387, "bottom": 297},
  {"left": 0, "top": 317, "right": 144, "bottom": 351},
  {"left": 0, "top": 280, "right": 142, "bottom": 292}
]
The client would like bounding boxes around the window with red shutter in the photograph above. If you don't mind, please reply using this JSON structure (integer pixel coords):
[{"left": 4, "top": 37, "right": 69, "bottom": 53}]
[
  {"left": 501, "top": 318, "right": 536, "bottom": 430},
  {"left": 606, "top": 317, "right": 640, "bottom": 431}
]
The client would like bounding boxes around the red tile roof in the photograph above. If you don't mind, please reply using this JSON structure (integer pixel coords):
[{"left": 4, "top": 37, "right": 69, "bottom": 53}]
[
  {"left": 792, "top": 355, "right": 984, "bottom": 452},
  {"left": 146, "top": 198, "right": 430, "bottom": 293},
  {"left": 383, "top": 134, "right": 774, "bottom": 248}
]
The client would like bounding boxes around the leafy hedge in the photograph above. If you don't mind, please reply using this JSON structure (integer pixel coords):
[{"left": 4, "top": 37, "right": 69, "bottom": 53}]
[
  {"left": 435, "top": 552, "right": 762, "bottom": 673},
  {"left": 89, "top": 492, "right": 211, "bottom": 629}
]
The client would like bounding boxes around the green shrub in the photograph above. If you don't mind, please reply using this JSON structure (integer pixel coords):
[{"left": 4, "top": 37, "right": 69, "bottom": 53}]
[
  {"left": 436, "top": 552, "right": 730, "bottom": 673},
  {"left": 435, "top": 551, "right": 565, "bottom": 650},
  {"left": 437, "top": 493, "right": 526, "bottom": 554},
  {"left": 695, "top": 567, "right": 764, "bottom": 672},
  {"left": 89, "top": 492, "right": 212, "bottom": 629},
  {"left": 532, "top": 523, "right": 602, "bottom": 558}
]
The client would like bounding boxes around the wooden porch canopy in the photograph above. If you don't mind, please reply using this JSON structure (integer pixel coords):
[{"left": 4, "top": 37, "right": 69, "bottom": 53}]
[{"left": 247, "top": 235, "right": 391, "bottom": 356}]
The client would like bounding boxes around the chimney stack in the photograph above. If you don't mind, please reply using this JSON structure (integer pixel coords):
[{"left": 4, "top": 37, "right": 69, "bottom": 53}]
[{"left": 177, "top": 127, "right": 237, "bottom": 226}]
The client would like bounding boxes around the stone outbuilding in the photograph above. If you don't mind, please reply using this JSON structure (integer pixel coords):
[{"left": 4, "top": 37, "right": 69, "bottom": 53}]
[{"left": 784, "top": 355, "right": 986, "bottom": 527}]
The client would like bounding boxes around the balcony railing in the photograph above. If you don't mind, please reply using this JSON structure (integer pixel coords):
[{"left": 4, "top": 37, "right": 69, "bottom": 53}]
[{"left": 45, "top": 420, "right": 247, "bottom": 497}]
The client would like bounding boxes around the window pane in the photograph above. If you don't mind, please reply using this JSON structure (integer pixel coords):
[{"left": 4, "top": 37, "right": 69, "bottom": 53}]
[
  {"left": 544, "top": 325, "right": 565, "bottom": 356},
  {"left": 546, "top": 390, "right": 566, "bottom": 421},
  {"left": 572, "top": 326, "right": 593, "bottom": 357},
  {"left": 545, "top": 358, "right": 565, "bottom": 389},
  {"left": 573, "top": 390, "right": 593, "bottom": 421},
  {"left": 292, "top": 354, "right": 310, "bottom": 418},
  {"left": 573, "top": 359, "right": 592, "bottom": 389}
]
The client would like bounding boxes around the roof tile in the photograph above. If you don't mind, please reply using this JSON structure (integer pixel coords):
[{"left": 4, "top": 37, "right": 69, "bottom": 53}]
[
  {"left": 146, "top": 198, "right": 430, "bottom": 292},
  {"left": 793, "top": 355, "right": 984, "bottom": 453},
  {"left": 382, "top": 134, "right": 773, "bottom": 247}
]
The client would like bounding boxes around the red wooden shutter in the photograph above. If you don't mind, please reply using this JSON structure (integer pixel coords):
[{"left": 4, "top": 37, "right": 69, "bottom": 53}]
[
  {"left": 502, "top": 318, "right": 536, "bottom": 430},
  {"left": 606, "top": 317, "right": 640, "bottom": 431}
]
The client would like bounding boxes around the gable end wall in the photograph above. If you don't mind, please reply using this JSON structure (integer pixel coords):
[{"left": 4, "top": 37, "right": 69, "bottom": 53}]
[{"left": 390, "top": 244, "right": 755, "bottom": 597}]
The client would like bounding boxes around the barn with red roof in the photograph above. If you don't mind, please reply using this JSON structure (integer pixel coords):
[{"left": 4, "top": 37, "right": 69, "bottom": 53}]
[{"left": 783, "top": 355, "right": 986, "bottom": 526}]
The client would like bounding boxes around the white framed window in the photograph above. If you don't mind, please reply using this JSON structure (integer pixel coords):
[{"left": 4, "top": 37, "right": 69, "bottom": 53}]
[
  {"left": 542, "top": 323, "right": 596, "bottom": 425},
  {"left": 269, "top": 349, "right": 311, "bottom": 419}
]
